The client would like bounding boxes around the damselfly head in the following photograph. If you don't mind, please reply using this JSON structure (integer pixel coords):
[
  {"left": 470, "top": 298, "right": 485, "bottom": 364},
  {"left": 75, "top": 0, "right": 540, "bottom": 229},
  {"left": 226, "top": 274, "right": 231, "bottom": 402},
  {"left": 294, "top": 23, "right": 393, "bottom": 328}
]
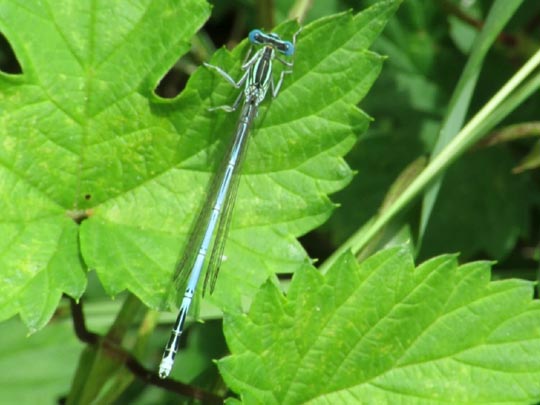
[{"left": 248, "top": 29, "right": 295, "bottom": 56}]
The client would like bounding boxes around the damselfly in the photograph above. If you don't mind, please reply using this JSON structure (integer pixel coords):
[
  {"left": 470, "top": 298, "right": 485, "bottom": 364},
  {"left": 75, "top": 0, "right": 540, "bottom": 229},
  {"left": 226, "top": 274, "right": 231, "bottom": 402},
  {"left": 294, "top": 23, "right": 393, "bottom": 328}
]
[{"left": 159, "top": 28, "right": 299, "bottom": 379}]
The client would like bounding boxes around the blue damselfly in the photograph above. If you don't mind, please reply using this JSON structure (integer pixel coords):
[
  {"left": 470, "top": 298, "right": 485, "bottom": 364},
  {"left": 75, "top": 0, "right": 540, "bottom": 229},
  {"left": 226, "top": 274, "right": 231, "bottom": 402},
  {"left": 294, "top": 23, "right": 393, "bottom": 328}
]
[{"left": 159, "top": 28, "right": 299, "bottom": 379}]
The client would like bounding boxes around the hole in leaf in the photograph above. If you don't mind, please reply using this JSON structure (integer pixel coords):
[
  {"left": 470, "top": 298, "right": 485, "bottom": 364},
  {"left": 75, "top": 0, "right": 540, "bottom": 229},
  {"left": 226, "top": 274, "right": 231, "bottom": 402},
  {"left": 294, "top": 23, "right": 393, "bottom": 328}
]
[
  {"left": 155, "top": 63, "right": 189, "bottom": 99},
  {"left": 0, "top": 33, "right": 22, "bottom": 74}
]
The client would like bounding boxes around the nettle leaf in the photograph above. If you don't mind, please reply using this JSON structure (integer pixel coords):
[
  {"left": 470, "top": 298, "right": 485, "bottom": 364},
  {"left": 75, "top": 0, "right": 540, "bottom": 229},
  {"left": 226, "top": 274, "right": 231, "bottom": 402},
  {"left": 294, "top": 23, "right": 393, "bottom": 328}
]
[
  {"left": 0, "top": 0, "right": 210, "bottom": 329},
  {"left": 219, "top": 247, "right": 540, "bottom": 404},
  {"left": 0, "top": 0, "right": 400, "bottom": 330}
]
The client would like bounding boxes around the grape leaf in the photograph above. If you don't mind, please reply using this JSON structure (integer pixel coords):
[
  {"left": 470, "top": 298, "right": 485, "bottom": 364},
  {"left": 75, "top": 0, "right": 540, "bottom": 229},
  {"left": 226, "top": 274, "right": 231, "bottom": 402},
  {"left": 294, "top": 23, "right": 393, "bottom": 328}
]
[{"left": 219, "top": 246, "right": 540, "bottom": 403}]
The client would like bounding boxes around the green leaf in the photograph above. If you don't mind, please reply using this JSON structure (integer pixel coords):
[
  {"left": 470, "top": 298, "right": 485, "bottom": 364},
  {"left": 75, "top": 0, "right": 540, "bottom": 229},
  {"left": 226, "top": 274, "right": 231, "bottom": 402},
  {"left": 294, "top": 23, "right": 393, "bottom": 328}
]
[
  {"left": 0, "top": 0, "right": 208, "bottom": 330},
  {"left": 219, "top": 247, "right": 540, "bottom": 403}
]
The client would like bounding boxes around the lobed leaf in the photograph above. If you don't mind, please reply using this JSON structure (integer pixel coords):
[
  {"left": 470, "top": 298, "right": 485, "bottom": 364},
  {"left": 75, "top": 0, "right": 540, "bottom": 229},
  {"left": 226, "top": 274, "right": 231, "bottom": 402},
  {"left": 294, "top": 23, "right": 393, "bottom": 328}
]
[{"left": 0, "top": 0, "right": 210, "bottom": 328}]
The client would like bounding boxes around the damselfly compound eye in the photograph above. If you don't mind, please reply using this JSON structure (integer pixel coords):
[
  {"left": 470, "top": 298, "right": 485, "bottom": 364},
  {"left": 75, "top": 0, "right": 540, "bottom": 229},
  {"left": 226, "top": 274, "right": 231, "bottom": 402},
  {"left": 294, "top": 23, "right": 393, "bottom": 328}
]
[{"left": 248, "top": 29, "right": 264, "bottom": 44}]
